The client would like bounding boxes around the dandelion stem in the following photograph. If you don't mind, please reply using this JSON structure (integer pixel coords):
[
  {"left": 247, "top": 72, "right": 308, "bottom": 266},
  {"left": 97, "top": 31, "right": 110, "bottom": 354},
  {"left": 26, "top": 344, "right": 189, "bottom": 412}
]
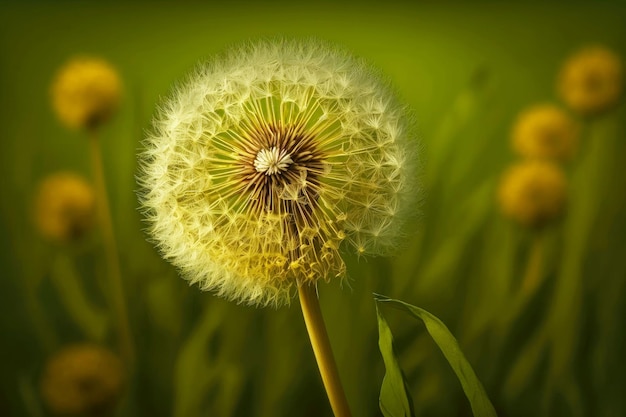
[
  {"left": 521, "top": 233, "right": 544, "bottom": 296},
  {"left": 89, "top": 130, "right": 134, "bottom": 366},
  {"left": 298, "top": 284, "right": 352, "bottom": 417}
]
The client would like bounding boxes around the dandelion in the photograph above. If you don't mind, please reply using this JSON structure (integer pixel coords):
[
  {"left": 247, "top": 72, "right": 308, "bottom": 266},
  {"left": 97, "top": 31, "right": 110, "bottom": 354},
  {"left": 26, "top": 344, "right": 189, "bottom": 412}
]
[
  {"left": 511, "top": 104, "right": 579, "bottom": 161},
  {"left": 34, "top": 172, "right": 95, "bottom": 243},
  {"left": 498, "top": 160, "right": 567, "bottom": 228},
  {"left": 51, "top": 57, "right": 122, "bottom": 130},
  {"left": 138, "top": 38, "right": 416, "bottom": 307},
  {"left": 557, "top": 46, "right": 623, "bottom": 115},
  {"left": 40, "top": 344, "right": 125, "bottom": 416},
  {"left": 138, "top": 38, "right": 418, "bottom": 417}
]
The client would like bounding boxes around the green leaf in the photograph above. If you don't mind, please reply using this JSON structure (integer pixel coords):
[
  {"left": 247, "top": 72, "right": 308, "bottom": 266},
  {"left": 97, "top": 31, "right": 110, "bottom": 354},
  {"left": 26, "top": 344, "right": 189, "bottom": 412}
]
[
  {"left": 375, "top": 294, "right": 497, "bottom": 417},
  {"left": 376, "top": 303, "right": 416, "bottom": 417}
]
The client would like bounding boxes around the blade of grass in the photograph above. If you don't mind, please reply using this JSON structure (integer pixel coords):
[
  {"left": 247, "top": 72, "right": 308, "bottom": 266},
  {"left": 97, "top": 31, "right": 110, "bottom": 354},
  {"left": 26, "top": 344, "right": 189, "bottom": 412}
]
[
  {"left": 375, "top": 294, "right": 497, "bottom": 417},
  {"left": 376, "top": 303, "right": 416, "bottom": 417}
]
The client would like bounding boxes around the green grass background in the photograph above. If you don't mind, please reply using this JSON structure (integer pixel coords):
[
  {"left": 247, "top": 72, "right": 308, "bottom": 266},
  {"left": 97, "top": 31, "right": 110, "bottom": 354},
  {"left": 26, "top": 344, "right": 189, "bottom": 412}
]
[{"left": 1, "top": 1, "right": 625, "bottom": 416}]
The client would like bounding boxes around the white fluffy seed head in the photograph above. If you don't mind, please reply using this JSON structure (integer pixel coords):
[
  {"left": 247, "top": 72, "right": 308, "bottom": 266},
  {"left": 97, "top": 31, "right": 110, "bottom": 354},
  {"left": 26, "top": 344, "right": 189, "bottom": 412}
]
[{"left": 138, "top": 38, "right": 420, "bottom": 307}]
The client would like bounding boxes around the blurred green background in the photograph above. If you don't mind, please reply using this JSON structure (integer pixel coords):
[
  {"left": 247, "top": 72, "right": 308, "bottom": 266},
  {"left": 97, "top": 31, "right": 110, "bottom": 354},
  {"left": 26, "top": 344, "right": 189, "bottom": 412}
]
[{"left": 1, "top": 1, "right": 625, "bottom": 416}]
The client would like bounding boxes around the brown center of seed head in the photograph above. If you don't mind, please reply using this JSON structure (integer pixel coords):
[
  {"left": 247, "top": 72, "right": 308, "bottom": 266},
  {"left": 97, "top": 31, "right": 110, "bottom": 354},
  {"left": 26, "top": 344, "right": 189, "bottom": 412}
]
[
  {"left": 240, "top": 122, "right": 325, "bottom": 218},
  {"left": 236, "top": 121, "right": 330, "bottom": 271}
]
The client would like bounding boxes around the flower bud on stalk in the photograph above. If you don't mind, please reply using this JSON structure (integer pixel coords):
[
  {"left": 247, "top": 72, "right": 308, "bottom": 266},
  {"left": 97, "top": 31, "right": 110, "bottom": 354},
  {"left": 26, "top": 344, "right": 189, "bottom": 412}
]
[
  {"left": 51, "top": 57, "right": 122, "bottom": 131},
  {"left": 498, "top": 160, "right": 567, "bottom": 229},
  {"left": 511, "top": 104, "right": 579, "bottom": 162},
  {"left": 558, "top": 46, "right": 623, "bottom": 116},
  {"left": 34, "top": 172, "right": 95, "bottom": 243},
  {"left": 40, "top": 344, "right": 125, "bottom": 417}
]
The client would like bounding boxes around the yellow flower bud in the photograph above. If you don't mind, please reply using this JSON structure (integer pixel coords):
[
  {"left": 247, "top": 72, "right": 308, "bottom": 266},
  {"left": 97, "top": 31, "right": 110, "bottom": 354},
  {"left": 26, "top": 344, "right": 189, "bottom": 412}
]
[
  {"left": 51, "top": 57, "right": 122, "bottom": 130},
  {"left": 512, "top": 104, "right": 579, "bottom": 161},
  {"left": 558, "top": 46, "right": 623, "bottom": 115},
  {"left": 498, "top": 160, "right": 567, "bottom": 228},
  {"left": 34, "top": 172, "right": 95, "bottom": 243},
  {"left": 40, "top": 344, "right": 125, "bottom": 416}
]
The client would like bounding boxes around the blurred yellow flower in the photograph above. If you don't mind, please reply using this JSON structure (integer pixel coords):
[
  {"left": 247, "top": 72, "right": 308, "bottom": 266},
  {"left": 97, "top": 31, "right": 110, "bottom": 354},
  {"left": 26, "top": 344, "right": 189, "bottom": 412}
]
[
  {"left": 138, "top": 39, "right": 419, "bottom": 306},
  {"left": 51, "top": 57, "right": 122, "bottom": 130},
  {"left": 512, "top": 104, "right": 579, "bottom": 161},
  {"left": 558, "top": 46, "right": 623, "bottom": 115},
  {"left": 34, "top": 172, "right": 95, "bottom": 243},
  {"left": 40, "top": 344, "right": 125, "bottom": 416},
  {"left": 498, "top": 160, "right": 567, "bottom": 228}
]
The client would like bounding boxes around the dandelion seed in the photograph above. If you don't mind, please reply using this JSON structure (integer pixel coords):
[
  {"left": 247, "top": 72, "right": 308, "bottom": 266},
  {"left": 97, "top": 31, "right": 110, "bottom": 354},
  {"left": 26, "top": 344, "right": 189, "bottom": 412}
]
[
  {"left": 558, "top": 45, "right": 623, "bottom": 116},
  {"left": 498, "top": 160, "right": 567, "bottom": 228},
  {"left": 138, "top": 39, "right": 418, "bottom": 307}
]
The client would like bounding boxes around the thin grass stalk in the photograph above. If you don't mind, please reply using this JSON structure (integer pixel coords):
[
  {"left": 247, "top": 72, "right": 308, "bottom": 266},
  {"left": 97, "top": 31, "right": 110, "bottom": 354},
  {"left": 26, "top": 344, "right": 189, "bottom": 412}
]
[{"left": 89, "top": 130, "right": 134, "bottom": 366}]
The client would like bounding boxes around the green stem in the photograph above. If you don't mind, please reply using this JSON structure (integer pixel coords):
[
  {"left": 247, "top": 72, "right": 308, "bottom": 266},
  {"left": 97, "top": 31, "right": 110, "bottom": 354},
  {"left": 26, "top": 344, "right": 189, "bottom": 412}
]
[
  {"left": 495, "top": 231, "right": 545, "bottom": 342},
  {"left": 89, "top": 130, "right": 134, "bottom": 366},
  {"left": 298, "top": 284, "right": 352, "bottom": 417},
  {"left": 520, "top": 232, "right": 544, "bottom": 296}
]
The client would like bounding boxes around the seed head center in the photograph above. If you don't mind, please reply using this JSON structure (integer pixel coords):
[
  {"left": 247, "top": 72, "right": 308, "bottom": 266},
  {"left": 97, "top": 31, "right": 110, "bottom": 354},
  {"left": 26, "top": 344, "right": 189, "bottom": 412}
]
[{"left": 254, "top": 147, "right": 294, "bottom": 176}]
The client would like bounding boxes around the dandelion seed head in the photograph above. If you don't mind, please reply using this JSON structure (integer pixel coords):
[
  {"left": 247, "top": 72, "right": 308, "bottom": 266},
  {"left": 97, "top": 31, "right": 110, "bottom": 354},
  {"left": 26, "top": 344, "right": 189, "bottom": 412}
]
[{"left": 138, "top": 38, "right": 419, "bottom": 306}]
